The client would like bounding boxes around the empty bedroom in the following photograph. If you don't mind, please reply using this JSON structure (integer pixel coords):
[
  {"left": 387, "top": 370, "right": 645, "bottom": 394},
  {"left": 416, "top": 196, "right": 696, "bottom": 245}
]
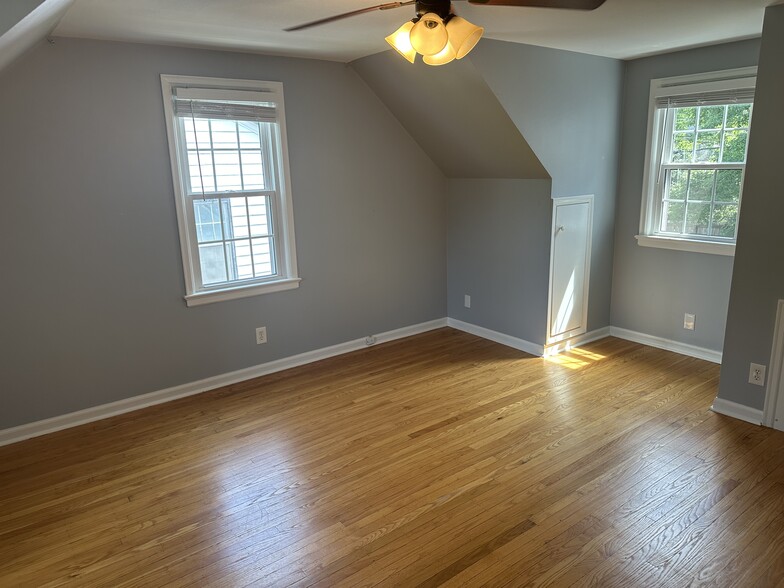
[{"left": 1, "top": 0, "right": 784, "bottom": 585}]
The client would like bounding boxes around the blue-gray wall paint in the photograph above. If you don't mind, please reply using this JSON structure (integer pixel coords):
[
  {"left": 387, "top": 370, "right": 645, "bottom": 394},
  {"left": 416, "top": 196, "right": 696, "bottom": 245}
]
[
  {"left": 468, "top": 40, "right": 624, "bottom": 333},
  {"left": 354, "top": 43, "right": 622, "bottom": 345},
  {"left": 351, "top": 51, "right": 548, "bottom": 180},
  {"left": 0, "top": 38, "right": 447, "bottom": 429},
  {"left": 610, "top": 39, "right": 760, "bottom": 353},
  {"left": 719, "top": 5, "right": 784, "bottom": 411},
  {"left": 447, "top": 179, "right": 552, "bottom": 345}
]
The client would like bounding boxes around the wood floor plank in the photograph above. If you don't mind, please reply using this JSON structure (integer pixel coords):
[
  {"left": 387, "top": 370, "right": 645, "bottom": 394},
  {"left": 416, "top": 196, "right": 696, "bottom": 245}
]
[{"left": 1, "top": 329, "right": 783, "bottom": 587}]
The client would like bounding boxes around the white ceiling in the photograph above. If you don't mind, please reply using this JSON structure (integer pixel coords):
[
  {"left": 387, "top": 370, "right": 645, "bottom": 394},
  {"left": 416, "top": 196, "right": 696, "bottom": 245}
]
[{"left": 53, "top": 0, "right": 775, "bottom": 63}]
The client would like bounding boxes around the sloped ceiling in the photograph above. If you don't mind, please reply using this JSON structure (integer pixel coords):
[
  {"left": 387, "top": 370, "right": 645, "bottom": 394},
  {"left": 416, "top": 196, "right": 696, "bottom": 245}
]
[
  {"left": 351, "top": 51, "right": 549, "bottom": 180},
  {"left": 1, "top": 0, "right": 45, "bottom": 36},
  {"left": 0, "top": 0, "right": 73, "bottom": 72}
]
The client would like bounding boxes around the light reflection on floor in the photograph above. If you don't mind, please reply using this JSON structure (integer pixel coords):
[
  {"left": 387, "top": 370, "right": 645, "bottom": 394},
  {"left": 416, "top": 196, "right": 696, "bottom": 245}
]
[{"left": 544, "top": 346, "right": 607, "bottom": 370}]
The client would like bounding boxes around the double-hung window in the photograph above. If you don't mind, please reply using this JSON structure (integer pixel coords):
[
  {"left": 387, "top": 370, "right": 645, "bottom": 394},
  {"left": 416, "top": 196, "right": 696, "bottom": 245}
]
[
  {"left": 161, "top": 75, "right": 299, "bottom": 306},
  {"left": 637, "top": 67, "right": 756, "bottom": 256}
]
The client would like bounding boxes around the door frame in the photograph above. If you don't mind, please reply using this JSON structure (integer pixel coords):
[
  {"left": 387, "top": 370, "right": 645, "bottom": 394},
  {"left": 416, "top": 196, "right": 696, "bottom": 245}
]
[
  {"left": 762, "top": 299, "right": 784, "bottom": 429},
  {"left": 546, "top": 195, "right": 594, "bottom": 347}
]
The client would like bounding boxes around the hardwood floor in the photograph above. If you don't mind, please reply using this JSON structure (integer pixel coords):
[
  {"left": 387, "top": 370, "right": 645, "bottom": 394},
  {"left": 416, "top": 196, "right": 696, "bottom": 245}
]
[{"left": 1, "top": 328, "right": 783, "bottom": 587}]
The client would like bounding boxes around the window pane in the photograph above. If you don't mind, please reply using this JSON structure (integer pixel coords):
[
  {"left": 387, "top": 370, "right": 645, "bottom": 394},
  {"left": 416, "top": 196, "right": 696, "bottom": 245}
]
[
  {"left": 248, "top": 196, "right": 271, "bottom": 237},
  {"left": 688, "top": 170, "right": 715, "bottom": 201},
  {"left": 199, "top": 243, "right": 227, "bottom": 284},
  {"left": 183, "top": 118, "right": 212, "bottom": 150},
  {"left": 698, "top": 105, "right": 725, "bottom": 130},
  {"left": 210, "top": 120, "right": 238, "bottom": 149},
  {"left": 661, "top": 201, "right": 685, "bottom": 233},
  {"left": 671, "top": 132, "right": 695, "bottom": 162},
  {"left": 667, "top": 169, "right": 688, "bottom": 200},
  {"left": 695, "top": 131, "right": 721, "bottom": 162},
  {"left": 227, "top": 239, "right": 254, "bottom": 281},
  {"left": 241, "top": 151, "right": 265, "bottom": 190},
  {"left": 715, "top": 170, "right": 742, "bottom": 203},
  {"left": 238, "top": 121, "right": 262, "bottom": 148},
  {"left": 726, "top": 104, "right": 752, "bottom": 129},
  {"left": 193, "top": 199, "right": 222, "bottom": 243},
  {"left": 214, "top": 151, "right": 242, "bottom": 191},
  {"left": 722, "top": 130, "right": 748, "bottom": 163},
  {"left": 251, "top": 237, "right": 275, "bottom": 277},
  {"left": 711, "top": 204, "right": 739, "bottom": 238},
  {"left": 674, "top": 107, "right": 696, "bottom": 131},
  {"left": 224, "top": 198, "right": 249, "bottom": 239},
  {"left": 685, "top": 203, "right": 711, "bottom": 235},
  {"left": 187, "top": 151, "right": 215, "bottom": 193}
]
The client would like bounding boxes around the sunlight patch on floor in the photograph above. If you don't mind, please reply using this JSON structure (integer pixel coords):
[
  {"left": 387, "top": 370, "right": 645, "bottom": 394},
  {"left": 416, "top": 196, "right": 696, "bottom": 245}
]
[{"left": 544, "top": 345, "right": 606, "bottom": 370}]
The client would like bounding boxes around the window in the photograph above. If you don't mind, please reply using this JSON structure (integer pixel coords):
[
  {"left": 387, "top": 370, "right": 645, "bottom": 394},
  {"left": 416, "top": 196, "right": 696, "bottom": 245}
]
[
  {"left": 638, "top": 67, "right": 756, "bottom": 256},
  {"left": 161, "top": 75, "right": 299, "bottom": 306}
]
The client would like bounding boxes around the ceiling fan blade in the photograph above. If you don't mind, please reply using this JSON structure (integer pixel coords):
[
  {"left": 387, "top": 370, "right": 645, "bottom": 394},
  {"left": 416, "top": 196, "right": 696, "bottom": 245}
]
[
  {"left": 466, "top": 0, "right": 605, "bottom": 9},
  {"left": 285, "top": 1, "right": 415, "bottom": 32}
]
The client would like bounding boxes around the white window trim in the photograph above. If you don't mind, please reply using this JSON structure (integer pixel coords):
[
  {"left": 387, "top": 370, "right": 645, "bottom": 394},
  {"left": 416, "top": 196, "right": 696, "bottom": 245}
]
[
  {"left": 161, "top": 74, "right": 300, "bottom": 307},
  {"left": 635, "top": 234, "right": 735, "bottom": 256},
  {"left": 638, "top": 66, "right": 757, "bottom": 256}
]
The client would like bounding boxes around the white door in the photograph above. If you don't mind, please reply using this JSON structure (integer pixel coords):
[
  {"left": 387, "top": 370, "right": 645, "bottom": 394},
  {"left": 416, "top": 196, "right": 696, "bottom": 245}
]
[{"left": 548, "top": 196, "right": 593, "bottom": 345}]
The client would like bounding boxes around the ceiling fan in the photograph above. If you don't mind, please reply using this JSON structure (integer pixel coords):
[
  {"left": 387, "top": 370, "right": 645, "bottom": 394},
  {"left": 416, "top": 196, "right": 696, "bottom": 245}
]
[{"left": 286, "top": 0, "right": 607, "bottom": 65}]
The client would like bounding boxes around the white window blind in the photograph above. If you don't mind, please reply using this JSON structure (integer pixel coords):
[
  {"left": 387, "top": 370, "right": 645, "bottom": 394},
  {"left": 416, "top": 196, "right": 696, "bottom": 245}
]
[
  {"left": 172, "top": 98, "right": 277, "bottom": 123},
  {"left": 654, "top": 87, "right": 755, "bottom": 109}
]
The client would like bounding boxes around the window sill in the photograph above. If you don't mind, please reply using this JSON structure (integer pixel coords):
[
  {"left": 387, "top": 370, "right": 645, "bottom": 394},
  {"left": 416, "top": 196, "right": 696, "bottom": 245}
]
[
  {"left": 635, "top": 235, "right": 735, "bottom": 256},
  {"left": 185, "top": 277, "right": 301, "bottom": 307}
]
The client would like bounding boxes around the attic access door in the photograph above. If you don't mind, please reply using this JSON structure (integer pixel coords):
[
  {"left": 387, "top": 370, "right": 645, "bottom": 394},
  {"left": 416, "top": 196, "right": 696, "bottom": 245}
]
[{"left": 547, "top": 196, "right": 593, "bottom": 345}]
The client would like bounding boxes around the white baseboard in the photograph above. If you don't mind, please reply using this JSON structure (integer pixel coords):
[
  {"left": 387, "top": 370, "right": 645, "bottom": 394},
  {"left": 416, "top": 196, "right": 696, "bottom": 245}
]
[
  {"left": 0, "top": 317, "right": 735, "bottom": 447},
  {"left": 0, "top": 318, "right": 448, "bottom": 448},
  {"left": 446, "top": 318, "right": 544, "bottom": 356},
  {"left": 609, "top": 327, "right": 722, "bottom": 364},
  {"left": 711, "top": 397, "right": 763, "bottom": 426},
  {"left": 544, "top": 327, "right": 611, "bottom": 356}
]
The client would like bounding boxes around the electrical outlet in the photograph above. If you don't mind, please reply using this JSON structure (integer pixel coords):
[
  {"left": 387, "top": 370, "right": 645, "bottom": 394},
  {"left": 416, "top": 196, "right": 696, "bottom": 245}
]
[
  {"left": 748, "top": 363, "right": 766, "bottom": 386},
  {"left": 683, "top": 313, "right": 696, "bottom": 331},
  {"left": 365, "top": 335, "right": 376, "bottom": 346},
  {"left": 464, "top": 295, "right": 471, "bottom": 309},
  {"left": 255, "top": 326, "right": 267, "bottom": 345}
]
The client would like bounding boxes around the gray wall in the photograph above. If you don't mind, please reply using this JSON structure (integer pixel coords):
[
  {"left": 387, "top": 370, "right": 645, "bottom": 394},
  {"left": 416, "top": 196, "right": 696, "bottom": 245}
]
[
  {"left": 719, "top": 5, "right": 784, "bottom": 410},
  {"left": 447, "top": 179, "right": 552, "bottom": 345},
  {"left": 351, "top": 51, "right": 548, "bottom": 180},
  {"left": 610, "top": 39, "right": 761, "bottom": 353},
  {"left": 0, "top": 38, "right": 447, "bottom": 429},
  {"left": 468, "top": 40, "right": 624, "bottom": 334},
  {"left": 353, "top": 42, "right": 622, "bottom": 346}
]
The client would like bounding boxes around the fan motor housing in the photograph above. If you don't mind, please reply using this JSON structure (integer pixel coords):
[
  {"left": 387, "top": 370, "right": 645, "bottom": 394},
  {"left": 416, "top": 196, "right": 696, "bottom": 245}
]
[{"left": 415, "top": 0, "right": 452, "bottom": 19}]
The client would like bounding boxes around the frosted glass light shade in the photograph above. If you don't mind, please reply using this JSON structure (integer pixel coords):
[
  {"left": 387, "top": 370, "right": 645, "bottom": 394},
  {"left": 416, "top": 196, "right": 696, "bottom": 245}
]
[
  {"left": 385, "top": 21, "right": 416, "bottom": 63},
  {"left": 423, "top": 40, "right": 456, "bottom": 66},
  {"left": 446, "top": 16, "right": 484, "bottom": 59},
  {"left": 409, "top": 13, "right": 448, "bottom": 56}
]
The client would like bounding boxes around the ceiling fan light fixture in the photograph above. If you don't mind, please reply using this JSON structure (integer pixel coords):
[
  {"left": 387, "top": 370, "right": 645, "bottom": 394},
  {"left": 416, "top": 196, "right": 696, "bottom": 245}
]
[
  {"left": 385, "top": 20, "right": 417, "bottom": 63},
  {"left": 446, "top": 16, "right": 483, "bottom": 59},
  {"left": 409, "top": 12, "right": 449, "bottom": 56},
  {"left": 423, "top": 39, "right": 456, "bottom": 66}
]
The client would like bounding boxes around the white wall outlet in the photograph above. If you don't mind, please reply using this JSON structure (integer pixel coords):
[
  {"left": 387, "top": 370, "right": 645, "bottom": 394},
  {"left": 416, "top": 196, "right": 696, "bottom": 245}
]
[
  {"left": 683, "top": 313, "right": 696, "bottom": 331},
  {"left": 365, "top": 335, "right": 376, "bottom": 346},
  {"left": 749, "top": 363, "right": 766, "bottom": 386},
  {"left": 464, "top": 295, "right": 471, "bottom": 308},
  {"left": 255, "top": 326, "right": 267, "bottom": 345}
]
